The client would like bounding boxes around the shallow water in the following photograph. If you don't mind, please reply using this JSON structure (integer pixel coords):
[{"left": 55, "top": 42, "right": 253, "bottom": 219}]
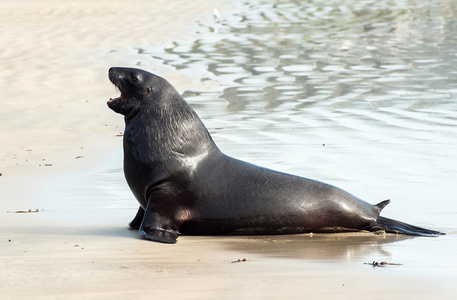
[
  {"left": 12, "top": 0, "right": 450, "bottom": 238},
  {"left": 32, "top": 0, "right": 457, "bottom": 232},
  {"left": 123, "top": 0, "right": 457, "bottom": 228}
]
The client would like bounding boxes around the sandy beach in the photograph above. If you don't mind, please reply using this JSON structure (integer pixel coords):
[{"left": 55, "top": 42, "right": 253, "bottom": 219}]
[{"left": 1, "top": 0, "right": 456, "bottom": 299}]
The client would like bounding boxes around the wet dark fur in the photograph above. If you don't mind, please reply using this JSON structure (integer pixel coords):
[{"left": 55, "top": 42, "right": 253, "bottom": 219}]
[{"left": 107, "top": 67, "right": 444, "bottom": 244}]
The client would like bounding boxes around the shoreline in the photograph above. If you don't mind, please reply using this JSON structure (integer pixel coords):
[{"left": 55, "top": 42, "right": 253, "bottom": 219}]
[{"left": 1, "top": 1, "right": 456, "bottom": 299}]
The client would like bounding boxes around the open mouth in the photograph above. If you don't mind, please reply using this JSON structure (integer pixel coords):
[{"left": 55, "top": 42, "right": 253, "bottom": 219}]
[
  {"left": 108, "top": 69, "right": 124, "bottom": 105},
  {"left": 107, "top": 90, "right": 133, "bottom": 115},
  {"left": 108, "top": 95, "right": 123, "bottom": 104},
  {"left": 107, "top": 68, "right": 133, "bottom": 115},
  {"left": 108, "top": 81, "right": 126, "bottom": 105}
]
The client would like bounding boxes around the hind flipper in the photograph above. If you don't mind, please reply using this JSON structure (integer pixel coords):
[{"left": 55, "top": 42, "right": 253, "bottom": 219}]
[{"left": 371, "top": 216, "right": 445, "bottom": 237}]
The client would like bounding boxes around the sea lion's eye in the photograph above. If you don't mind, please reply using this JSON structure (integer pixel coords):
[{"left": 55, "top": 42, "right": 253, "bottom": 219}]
[{"left": 130, "top": 74, "right": 138, "bottom": 82}]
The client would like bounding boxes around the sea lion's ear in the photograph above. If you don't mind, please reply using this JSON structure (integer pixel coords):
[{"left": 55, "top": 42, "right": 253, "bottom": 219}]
[
  {"left": 130, "top": 73, "right": 139, "bottom": 82},
  {"left": 147, "top": 87, "right": 154, "bottom": 94}
]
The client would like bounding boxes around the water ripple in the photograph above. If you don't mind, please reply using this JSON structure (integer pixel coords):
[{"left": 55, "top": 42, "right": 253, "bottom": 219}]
[{"left": 126, "top": 0, "right": 457, "bottom": 195}]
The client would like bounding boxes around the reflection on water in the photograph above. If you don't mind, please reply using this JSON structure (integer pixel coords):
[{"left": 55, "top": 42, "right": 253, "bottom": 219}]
[
  {"left": 218, "top": 233, "right": 411, "bottom": 261},
  {"left": 147, "top": 0, "right": 457, "bottom": 114},
  {"left": 137, "top": 0, "right": 457, "bottom": 159}
]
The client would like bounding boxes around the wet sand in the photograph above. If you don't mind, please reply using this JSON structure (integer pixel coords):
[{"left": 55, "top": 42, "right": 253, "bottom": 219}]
[
  {"left": 1, "top": 1, "right": 456, "bottom": 299},
  {"left": 3, "top": 228, "right": 456, "bottom": 300}
]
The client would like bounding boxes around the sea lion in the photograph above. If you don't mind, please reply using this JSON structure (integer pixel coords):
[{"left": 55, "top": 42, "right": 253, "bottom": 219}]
[{"left": 107, "top": 67, "right": 444, "bottom": 244}]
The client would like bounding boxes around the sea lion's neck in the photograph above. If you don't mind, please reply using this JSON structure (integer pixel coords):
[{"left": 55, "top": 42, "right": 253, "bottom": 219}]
[{"left": 124, "top": 98, "right": 219, "bottom": 164}]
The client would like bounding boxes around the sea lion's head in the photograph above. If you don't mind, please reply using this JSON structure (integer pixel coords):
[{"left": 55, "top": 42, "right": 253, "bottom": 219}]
[
  {"left": 107, "top": 67, "right": 216, "bottom": 155},
  {"left": 107, "top": 67, "right": 173, "bottom": 116}
]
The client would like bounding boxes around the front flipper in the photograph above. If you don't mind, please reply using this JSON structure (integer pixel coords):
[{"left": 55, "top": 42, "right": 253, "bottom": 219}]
[
  {"left": 129, "top": 206, "right": 145, "bottom": 230},
  {"left": 139, "top": 200, "right": 180, "bottom": 244},
  {"left": 139, "top": 228, "right": 179, "bottom": 244}
]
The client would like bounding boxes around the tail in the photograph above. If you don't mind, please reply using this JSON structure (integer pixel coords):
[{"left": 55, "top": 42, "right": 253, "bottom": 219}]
[{"left": 368, "top": 200, "right": 445, "bottom": 237}]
